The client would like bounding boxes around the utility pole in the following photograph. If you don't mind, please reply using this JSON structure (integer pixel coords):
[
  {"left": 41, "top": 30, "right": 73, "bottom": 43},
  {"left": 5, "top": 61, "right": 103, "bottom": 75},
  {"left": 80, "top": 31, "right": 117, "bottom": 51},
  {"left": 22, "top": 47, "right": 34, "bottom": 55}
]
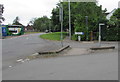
[
  {"left": 85, "top": 16, "right": 88, "bottom": 41},
  {"left": 68, "top": 0, "right": 71, "bottom": 40},
  {"left": 59, "top": 0, "right": 63, "bottom": 47}
]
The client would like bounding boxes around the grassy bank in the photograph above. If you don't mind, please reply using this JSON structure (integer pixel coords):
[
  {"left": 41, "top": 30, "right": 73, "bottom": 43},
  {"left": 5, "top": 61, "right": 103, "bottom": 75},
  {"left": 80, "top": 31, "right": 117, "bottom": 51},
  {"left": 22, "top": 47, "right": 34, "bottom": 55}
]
[{"left": 40, "top": 32, "right": 68, "bottom": 41}]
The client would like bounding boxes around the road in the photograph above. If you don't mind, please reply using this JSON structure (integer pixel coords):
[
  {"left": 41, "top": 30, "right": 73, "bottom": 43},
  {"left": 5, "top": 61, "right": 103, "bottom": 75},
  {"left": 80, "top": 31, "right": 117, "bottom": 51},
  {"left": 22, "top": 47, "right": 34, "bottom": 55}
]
[
  {"left": 2, "top": 46, "right": 118, "bottom": 80},
  {"left": 2, "top": 33, "right": 118, "bottom": 80},
  {"left": 2, "top": 33, "right": 62, "bottom": 70}
]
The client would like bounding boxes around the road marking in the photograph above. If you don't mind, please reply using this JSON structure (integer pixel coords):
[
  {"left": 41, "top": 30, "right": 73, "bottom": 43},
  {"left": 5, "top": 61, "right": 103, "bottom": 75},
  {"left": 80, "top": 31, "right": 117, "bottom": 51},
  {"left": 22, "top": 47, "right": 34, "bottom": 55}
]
[
  {"left": 24, "top": 58, "right": 30, "bottom": 61},
  {"left": 17, "top": 59, "right": 23, "bottom": 62},
  {"left": 32, "top": 53, "right": 39, "bottom": 56},
  {"left": 17, "top": 58, "right": 30, "bottom": 63},
  {"left": 21, "top": 61, "right": 24, "bottom": 63},
  {"left": 9, "top": 66, "right": 12, "bottom": 68}
]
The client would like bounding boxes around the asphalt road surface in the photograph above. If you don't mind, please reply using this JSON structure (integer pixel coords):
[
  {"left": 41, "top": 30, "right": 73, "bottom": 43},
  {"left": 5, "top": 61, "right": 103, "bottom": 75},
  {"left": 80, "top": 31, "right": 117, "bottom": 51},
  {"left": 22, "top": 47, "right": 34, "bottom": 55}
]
[
  {"left": 2, "top": 47, "right": 118, "bottom": 80},
  {"left": 2, "top": 33, "right": 118, "bottom": 80},
  {"left": 2, "top": 33, "right": 61, "bottom": 70}
]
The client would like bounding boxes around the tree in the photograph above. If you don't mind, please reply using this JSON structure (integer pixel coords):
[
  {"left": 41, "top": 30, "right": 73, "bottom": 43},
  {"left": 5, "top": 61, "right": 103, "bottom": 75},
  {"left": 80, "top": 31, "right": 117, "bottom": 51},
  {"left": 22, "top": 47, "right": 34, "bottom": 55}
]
[
  {"left": 106, "top": 8, "right": 120, "bottom": 41},
  {"left": 28, "top": 18, "right": 37, "bottom": 25},
  {"left": 33, "top": 16, "right": 50, "bottom": 32},
  {"left": 51, "top": 2, "right": 107, "bottom": 40},
  {"left": 12, "top": 16, "right": 22, "bottom": 25},
  {"left": 51, "top": 7, "right": 61, "bottom": 32},
  {"left": 112, "top": 8, "right": 120, "bottom": 28}
]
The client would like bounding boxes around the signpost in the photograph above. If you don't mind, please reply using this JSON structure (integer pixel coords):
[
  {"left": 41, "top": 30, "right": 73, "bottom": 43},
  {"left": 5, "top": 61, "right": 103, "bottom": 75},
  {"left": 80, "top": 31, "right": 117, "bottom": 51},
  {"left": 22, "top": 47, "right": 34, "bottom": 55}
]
[
  {"left": 99, "top": 23, "right": 105, "bottom": 47},
  {"left": 75, "top": 32, "right": 84, "bottom": 41}
]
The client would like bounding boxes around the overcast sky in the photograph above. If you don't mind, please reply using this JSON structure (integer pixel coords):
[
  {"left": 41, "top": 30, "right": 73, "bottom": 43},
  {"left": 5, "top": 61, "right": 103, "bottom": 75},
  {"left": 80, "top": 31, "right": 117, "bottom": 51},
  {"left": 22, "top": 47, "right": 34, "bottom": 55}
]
[{"left": 0, "top": 0, "right": 120, "bottom": 26}]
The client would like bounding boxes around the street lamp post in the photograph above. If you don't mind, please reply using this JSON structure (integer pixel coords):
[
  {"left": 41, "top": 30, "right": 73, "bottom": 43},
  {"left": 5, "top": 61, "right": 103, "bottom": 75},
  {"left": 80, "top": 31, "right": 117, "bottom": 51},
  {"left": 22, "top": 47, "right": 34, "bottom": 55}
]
[
  {"left": 99, "top": 23, "right": 105, "bottom": 47},
  {"left": 59, "top": 0, "right": 63, "bottom": 47},
  {"left": 68, "top": 0, "right": 71, "bottom": 40}
]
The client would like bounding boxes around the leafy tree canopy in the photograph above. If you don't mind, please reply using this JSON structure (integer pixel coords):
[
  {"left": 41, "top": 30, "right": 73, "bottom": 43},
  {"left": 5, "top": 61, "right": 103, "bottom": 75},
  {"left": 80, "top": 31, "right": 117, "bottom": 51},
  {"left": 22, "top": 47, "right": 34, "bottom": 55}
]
[
  {"left": 51, "top": 2, "right": 107, "bottom": 40},
  {"left": 12, "top": 16, "right": 22, "bottom": 25},
  {"left": 33, "top": 16, "right": 50, "bottom": 32}
]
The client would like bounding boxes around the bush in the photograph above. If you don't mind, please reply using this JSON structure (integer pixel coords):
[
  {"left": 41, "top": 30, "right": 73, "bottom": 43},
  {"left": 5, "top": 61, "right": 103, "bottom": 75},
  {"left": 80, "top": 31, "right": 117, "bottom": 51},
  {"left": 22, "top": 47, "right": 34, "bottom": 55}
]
[
  {"left": 105, "top": 27, "right": 119, "bottom": 41},
  {"left": 72, "top": 34, "right": 78, "bottom": 41}
]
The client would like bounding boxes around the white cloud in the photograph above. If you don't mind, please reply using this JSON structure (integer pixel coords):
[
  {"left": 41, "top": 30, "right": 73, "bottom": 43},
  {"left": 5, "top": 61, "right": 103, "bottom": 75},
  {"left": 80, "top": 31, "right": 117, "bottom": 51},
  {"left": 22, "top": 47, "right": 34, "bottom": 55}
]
[
  {"left": 0, "top": 0, "right": 119, "bottom": 25},
  {"left": 98, "top": 0, "right": 119, "bottom": 12},
  {"left": 1, "top": 0, "right": 59, "bottom": 25}
]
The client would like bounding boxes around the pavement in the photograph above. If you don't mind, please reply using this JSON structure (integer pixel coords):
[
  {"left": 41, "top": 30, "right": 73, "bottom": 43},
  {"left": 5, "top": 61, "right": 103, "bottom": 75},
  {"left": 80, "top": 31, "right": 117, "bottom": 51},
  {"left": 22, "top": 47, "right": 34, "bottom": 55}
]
[{"left": 2, "top": 34, "right": 118, "bottom": 80}]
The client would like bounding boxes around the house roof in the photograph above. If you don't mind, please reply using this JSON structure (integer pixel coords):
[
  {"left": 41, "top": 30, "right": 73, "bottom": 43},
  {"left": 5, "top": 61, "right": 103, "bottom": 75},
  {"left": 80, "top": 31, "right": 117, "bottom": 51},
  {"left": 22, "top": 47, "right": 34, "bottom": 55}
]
[
  {"left": 106, "top": 8, "right": 116, "bottom": 20},
  {"left": 25, "top": 24, "right": 34, "bottom": 30}
]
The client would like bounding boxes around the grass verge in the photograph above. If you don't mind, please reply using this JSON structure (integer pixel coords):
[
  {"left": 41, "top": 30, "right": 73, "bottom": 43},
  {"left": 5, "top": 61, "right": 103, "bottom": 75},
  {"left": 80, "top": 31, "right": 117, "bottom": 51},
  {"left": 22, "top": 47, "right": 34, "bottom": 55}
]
[{"left": 40, "top": 32, "right": 68, "bottom": 41}]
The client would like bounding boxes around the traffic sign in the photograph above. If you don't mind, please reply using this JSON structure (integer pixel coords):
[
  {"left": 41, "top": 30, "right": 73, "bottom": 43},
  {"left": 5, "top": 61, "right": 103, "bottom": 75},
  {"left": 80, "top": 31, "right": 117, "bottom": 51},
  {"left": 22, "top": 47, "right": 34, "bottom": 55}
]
[{"left": 75, "top": 32, "right": 84, "bottom": 35}]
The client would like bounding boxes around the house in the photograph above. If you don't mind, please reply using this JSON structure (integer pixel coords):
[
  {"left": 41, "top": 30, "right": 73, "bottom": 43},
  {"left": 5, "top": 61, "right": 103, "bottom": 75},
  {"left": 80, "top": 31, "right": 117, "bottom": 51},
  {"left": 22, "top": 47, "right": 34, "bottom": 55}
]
[
  {"left": 25, "top": 24, "right": 34, "bottom": 32},
  {"left": 106, "top": 8, "right": 116, "bottom": 20}
]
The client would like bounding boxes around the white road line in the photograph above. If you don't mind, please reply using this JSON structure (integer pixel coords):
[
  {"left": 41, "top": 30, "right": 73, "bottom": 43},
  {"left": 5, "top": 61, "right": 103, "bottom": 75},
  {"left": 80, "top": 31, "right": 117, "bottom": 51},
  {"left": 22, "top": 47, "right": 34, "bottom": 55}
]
[{"left": 9, "top": 66, "right": 12, "bottom": 68}]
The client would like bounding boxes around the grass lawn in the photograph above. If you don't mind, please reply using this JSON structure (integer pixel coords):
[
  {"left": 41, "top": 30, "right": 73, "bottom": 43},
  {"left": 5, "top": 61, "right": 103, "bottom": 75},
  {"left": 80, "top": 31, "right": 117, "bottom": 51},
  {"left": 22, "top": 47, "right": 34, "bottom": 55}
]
[{"left": 40, "top": 32, "right": 68, "bottom": 41}]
